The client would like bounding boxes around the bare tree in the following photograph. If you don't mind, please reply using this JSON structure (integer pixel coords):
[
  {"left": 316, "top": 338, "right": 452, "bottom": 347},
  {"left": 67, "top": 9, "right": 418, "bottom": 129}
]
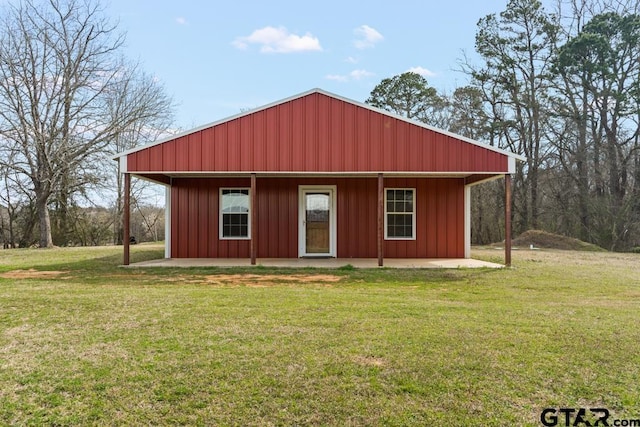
[
  {"left": 105, "top": 71, "right": 174, "bottom": 244},
  {"left": 132, "top": 199, "right": 165, "bottom": 243},
  {"left": 0, "top": 0, "right": 173, "bottom": 247},
  {"left": 0, "top": 148, "right": 38, "bottom": 248}
]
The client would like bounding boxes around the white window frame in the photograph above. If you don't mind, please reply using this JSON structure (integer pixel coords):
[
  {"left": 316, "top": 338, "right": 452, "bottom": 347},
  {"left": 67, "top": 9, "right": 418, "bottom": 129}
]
[
  {"left": 384, "top": 188, "right": 416, "bottom": 240},
  {"left": 219, "top": 188, "right": 251, "bottom": 240}
]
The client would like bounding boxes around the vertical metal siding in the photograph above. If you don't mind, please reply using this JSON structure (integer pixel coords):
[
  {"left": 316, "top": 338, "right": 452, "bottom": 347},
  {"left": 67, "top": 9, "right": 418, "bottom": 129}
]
[
  {"left": 127, "top": 92, "right": 509, "bottom": 174},
  {"left": 342, "top": 103, "right": 355, "bottom": 171},
  {"left": 382, "top": 178, "right": 464, "bottom": 258},
  {"left": 163, "top": 140, "right": 176, "bottom": 170},
  {"left": 416, "top": 179, "right": 428, "bottom": 256},
  {"left": 277, "top": 105, "right": 291, "bottom": 170},
  {"left": 187, "top": 132, "right": 202, "bottom": 171},
  {"left": 329, "top": 101, "right": 343, "bottom": 171},
  {"left": 227, "top": 120, "right": 240, "bottom": 172},
  {"left": 188, "top": 183, "right": 199, "bottom": 257},
  {"left": 291, "top": 102, "right": 303, "bottom": 170},
  {"left": 150, "top": 144, "right": 162, "bottom": 170},
  {"left": 169, "top": 177, "right": 464, "bottom": 258},
  {"left": 207, "top": 189, "right": 217, "bottom": 257},
  {"left": 265, "top": 107, "right": 278, "bottom": 171},
  {"left": 425, "top": 179, "right": 437, "bottom": 256},
  {"left": 356, "top": 108, "right": 368, "bottom": 172},
  {"left": 201, "top": 130, "right": 214, "bottom": 171},
  {"left": 304, "top": 97, "right": 318, "bottom": 171},
  {"left": 171, "top": 178, "right": 251, "bottom": 259},
  {"left": 136, "top": 147, "right": 149, "bottom": 171},
  {"left": 127, "top": 151, "right": 137, "bottom": 171},
  {"left": 317, "top": 97, "right": 327, "bottom": 170},
  {"left": 253, "top": 111, "right": 265, "bottom": 171},
  {"left": 197, "top": 182, "right": 209, "bottom": 257}
]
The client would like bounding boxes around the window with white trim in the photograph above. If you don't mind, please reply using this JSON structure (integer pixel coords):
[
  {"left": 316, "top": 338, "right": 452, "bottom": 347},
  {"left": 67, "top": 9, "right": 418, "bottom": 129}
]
[
  {"left": 220, "top": 188, "right": 250, "bottom": 239},
  {"left": 385, "top": 188, "right": 416, "bottom": 239}
]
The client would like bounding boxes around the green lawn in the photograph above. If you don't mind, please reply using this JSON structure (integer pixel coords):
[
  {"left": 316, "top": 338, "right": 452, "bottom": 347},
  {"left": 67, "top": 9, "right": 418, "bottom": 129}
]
[{"left": 0, "top": 245, "right": 638, "bottom": 426}]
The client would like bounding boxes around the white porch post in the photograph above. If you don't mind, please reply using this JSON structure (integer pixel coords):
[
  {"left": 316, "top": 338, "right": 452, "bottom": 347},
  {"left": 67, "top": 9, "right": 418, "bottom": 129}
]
[
  {"left": 250, "top": 173, "right": 257, "bottom": 265},
  {"left": 164, "top": 184, "right": 171, "bottom": 258},
  {"left": 377, "top": 173, "right": 384, "bottom": 267},
  {"left": 123, "top": 173, "right": 130, "bottom": 266},
  {"left": 464, "top": 185, "right": 471, "bottom": 259},
  {"left": 505, "top": 174, "right": 512, "bottom": 267}
]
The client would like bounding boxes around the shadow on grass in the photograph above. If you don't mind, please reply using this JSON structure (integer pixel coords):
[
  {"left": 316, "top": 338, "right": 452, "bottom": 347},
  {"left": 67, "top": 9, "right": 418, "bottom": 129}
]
[
  {"left": 0, "top": 246, "right": 163, "bottom": 274},
  {"left": 1, "top": 245, "right": 506, "bottom": 287}
]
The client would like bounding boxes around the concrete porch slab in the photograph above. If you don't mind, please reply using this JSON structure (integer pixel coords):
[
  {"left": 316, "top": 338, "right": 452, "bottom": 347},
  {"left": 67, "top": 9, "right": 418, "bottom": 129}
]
[{"left": 128, "top": 258, "right": 503, "bottom": 269}]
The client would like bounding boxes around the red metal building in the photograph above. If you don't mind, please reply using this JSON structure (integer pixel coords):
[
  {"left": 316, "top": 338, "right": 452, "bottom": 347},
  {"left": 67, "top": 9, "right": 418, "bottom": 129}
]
[{"left": 115, "top": 89, "right": 523, "bottom": 266}]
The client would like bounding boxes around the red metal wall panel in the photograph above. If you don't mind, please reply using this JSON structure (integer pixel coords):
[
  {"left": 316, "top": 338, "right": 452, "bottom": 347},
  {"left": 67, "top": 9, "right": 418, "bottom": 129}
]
[
  {"left": 355, "top": 108, "right": 368, "bottom": 172},
  {"left": 163, "top": 140, "right": 176, "bottom": 170},
  {"left": 343, "top": 103, "right": 356, "bottom": 171},
  {"left": 187, "top": 132, "right": 202, "bottom": 171},
  {"left": 227, "top": 121, "right": 240, "bottom": 171},
  {"left": 170, "top": 177, "right": 464, "bottom": 259},
  {"left": 136, "top": 147, "right": 149, "bottom": 171},
  {"left": 127, "top": 92, "right": 509, "bottom": 174},
  {"left": 171, "top": 178, "right": 251, "bottom": 258},
  {"left": 381, "top": 178, "right": 465, "bottom": 258}
]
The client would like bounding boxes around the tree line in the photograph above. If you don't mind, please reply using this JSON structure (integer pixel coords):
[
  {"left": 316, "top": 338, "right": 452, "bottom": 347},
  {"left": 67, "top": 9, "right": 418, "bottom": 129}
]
[
  {"left": 368, "top": 0, "right": 640, "bottom": 251},
  {"left": 1, "top": 0, "right": 638, "bottom": 251}
]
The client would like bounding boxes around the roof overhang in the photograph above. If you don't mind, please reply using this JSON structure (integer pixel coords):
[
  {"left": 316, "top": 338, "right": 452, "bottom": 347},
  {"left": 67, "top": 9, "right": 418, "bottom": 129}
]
[{"left": 129, "top": 171, "right": 508, "bottom": 186}]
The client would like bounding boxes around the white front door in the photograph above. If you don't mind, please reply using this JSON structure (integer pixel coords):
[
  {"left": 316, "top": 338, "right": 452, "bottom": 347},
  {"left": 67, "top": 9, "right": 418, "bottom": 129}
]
[{"left": 299, "top": 186, "right": 337, "bottom": 257}]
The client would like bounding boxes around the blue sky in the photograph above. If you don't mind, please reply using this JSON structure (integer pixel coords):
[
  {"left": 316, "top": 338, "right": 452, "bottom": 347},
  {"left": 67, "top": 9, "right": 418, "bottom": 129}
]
[{"left": 106, "top": 0, "right": 513, "bottom": 130}]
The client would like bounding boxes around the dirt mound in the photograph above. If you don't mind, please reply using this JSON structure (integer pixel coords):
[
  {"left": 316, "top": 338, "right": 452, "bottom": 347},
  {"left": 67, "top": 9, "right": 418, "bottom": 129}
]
[{"left": 511, "top": 230, "right": 605, "bottom": 251}]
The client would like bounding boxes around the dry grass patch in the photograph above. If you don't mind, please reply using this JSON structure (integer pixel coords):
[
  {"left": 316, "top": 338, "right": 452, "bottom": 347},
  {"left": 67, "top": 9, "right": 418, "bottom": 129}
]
[
  {"left": 353, "top": 355, "right": 387, "bottom": 367},
  {"left": 202, "top": 273, "right": 342, "bottom": 287},
  {"left": 0, "top": 269, "right": 68, "bottom": 279}
]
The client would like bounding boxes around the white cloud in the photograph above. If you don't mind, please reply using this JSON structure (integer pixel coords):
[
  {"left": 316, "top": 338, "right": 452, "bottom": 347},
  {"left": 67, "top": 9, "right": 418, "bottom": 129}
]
[
  {"left": 176, "top": 17, "right": 188, "bottom": 25},
  {"left": 325, "top": 74, "right": 348, "bottom": 82},
  {"left": 345, "top": 56, "right": 358, "bottom": 64},
  {"left": 407, "top": 66, "right": 436, "bottom": 77},
  {"left": 349, "top": 69, "right": 374, "bottom": 80},
  {"left": 325, "top": 69, "right": 374, "bottom": 83},
  {"left": 232, "top": 26, "right": 322, "bottom": 53},
  {"left": 353, "top": 25, "right": 383, "bottom": 49}
]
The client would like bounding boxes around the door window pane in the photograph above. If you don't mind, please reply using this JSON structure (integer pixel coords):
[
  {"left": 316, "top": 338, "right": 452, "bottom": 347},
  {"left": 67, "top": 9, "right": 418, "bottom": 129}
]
[{"left": 305, "top": 193, "right": 330, "bottom": 253}]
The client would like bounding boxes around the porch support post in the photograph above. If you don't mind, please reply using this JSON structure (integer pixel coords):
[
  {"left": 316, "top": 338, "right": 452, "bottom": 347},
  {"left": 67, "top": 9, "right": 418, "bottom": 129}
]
[
  {"left": 123, "top": 172, "right": 131, "bottom": 266},
  {"left": 505, "top": 174, "right": 512, "bottom": 267},
  {"left": 464, "top": 185, "right": 471, "bottom": 259},
  {"left": 377, "top": 173, "right": 384, "bottom": 267},
  {"left": 250, "top": 173, "right": 257, "bottom": 265}
]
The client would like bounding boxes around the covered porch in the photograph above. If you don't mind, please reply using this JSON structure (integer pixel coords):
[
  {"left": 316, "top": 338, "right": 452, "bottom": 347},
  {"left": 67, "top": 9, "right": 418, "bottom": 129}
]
[
  {"left": 120, "top": 173, "right": 514, "bottom": 267},
  {"left": 115, "top": 89, "right": 523, "bottom": 268}
]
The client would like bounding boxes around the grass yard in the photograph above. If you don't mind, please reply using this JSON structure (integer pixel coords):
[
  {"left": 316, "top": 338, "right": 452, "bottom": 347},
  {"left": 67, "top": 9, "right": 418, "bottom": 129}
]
[{"left": 0, "top": 245, "right": 639, "bottom": 426}]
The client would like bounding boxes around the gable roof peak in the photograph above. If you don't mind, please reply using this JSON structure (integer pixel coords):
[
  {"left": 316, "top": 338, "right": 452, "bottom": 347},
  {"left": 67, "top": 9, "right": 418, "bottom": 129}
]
[{"left": 114, "top": 88, "right": 524, "bottom": 163}]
